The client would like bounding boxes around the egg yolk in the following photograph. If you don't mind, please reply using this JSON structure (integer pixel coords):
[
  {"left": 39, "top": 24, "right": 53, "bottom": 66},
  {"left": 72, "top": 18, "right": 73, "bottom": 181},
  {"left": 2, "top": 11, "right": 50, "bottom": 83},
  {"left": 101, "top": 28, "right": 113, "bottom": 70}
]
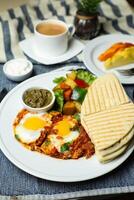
[
  {"left": 54, "top": 119, "right": 71, "bottom": 137},
  {"left": 23, "top": 117, "right": 45, "bottom": 130}
]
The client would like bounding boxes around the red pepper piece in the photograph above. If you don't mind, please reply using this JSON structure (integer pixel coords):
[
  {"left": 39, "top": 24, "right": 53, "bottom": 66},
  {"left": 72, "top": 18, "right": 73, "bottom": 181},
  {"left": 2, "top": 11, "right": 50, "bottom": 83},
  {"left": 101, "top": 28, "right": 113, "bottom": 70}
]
[{"left": 75, "top": 79, "right": 89, "bottom": 88}]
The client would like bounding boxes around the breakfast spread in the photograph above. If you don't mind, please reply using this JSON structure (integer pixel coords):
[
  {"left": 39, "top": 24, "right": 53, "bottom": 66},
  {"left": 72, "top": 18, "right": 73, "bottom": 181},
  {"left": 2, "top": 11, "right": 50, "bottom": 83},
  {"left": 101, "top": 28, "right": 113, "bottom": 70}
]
[
  {"left": 13, "top": 69, "right": 134, "bottom": 163},
  {"left": 13, "top": 69, "right": 96, "bottom": 160},
  {"left": 12, "top": 69, "right": 134, "bottom": 163},
  {"left": 98, "top": 42, "right": 134, "bottom": 69},
  {"left": 81, "top": 73, "right": 134, "bottom": 163},
  {"left": 12, "top": 69, "right": 134, "bottom": 162}
]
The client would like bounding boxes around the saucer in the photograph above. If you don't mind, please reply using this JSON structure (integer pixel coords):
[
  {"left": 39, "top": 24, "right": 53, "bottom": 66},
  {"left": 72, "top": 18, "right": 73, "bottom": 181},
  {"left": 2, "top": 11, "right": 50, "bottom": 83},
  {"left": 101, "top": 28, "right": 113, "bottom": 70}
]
[{"left": 19, "top": 36, "right": 84, "bottom": 65}]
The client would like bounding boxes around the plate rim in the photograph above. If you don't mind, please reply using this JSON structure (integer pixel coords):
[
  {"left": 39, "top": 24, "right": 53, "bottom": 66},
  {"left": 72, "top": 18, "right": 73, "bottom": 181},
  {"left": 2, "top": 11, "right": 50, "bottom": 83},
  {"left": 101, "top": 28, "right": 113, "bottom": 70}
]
[{"left": 0, "top": 65, "right": 133, "bottom": 182}]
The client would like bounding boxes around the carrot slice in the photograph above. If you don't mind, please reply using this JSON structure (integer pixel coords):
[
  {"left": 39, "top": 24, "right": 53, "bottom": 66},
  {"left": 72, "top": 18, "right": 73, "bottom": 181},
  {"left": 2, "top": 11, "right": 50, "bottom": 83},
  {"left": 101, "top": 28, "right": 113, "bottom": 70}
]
[{"left": 60, "top": 82, "right": 70, "bottom": 90}]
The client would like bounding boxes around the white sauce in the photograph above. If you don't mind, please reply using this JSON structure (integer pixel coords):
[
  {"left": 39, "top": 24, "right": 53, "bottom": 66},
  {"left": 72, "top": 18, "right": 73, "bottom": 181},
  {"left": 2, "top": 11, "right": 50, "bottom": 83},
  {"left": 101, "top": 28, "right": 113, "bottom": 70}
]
[{"left": 5, "top": 60, "right": 31, "bottom": 76}]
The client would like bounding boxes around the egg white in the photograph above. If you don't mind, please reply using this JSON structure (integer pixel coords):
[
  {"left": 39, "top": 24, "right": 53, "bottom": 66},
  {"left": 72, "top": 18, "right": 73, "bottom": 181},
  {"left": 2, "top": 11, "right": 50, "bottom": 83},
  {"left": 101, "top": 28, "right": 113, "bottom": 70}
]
[
  {"left": 15, "top": 125, "right": 42, "bottom": 143},
  {"left": 49, "top": 130, "right": 80, "bottom": 152},
  {"left": 14, "top": 112, "right": 52, "bottom": 144}
]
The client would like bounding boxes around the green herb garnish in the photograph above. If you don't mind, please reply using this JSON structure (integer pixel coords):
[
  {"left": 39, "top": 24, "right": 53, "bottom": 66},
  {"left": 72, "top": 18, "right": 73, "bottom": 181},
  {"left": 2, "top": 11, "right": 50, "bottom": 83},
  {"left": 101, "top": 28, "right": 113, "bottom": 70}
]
[
  {"left": 60, "top": 142, "right": 71, "bottom": 152},
  {"left": 44, "top": 140, "right": 51, "bottom": 146}
]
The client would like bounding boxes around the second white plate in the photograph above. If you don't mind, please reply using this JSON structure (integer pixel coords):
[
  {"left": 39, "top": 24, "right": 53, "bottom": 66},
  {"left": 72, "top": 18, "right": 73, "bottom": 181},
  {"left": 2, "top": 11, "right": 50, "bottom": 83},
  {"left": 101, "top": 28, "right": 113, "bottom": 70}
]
[{"left": 83, "top": 34, "right": 134, "bottom": 84}]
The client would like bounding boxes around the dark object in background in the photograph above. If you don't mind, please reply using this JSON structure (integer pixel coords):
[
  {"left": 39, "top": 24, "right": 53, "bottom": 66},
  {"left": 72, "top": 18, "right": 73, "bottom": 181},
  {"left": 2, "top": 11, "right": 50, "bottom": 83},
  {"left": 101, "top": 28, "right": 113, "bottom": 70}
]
[
  {"left": 74, "top": 0, "right": 102, "bottom": 40},
  {"left": 127, "top": 0, "right": 134, "bottom": 7},
  {"left": 74, "top": 11, "right": 100, "bottom": 40},
  {"left": 0, "top": 88, "right": 8, "bottom": 102}
]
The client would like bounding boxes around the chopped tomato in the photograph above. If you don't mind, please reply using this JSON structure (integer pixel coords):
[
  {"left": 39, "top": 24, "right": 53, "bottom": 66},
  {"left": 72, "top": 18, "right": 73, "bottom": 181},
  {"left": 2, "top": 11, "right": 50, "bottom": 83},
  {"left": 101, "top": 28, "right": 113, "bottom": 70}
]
[
  {"left": 64, "top": 89, "right": 72, "bottom": 101},
  {"left": 74, "top": 79, "right": 89, "bottom": 88}
]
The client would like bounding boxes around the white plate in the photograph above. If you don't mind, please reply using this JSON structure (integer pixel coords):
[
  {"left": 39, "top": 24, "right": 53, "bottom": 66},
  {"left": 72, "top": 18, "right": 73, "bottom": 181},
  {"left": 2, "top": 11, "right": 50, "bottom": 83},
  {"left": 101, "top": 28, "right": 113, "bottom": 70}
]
[
  {"left": 83, "top": 34, "right": 134, "bottom": 84},
  {"left": 0, "top": 66, "right": 133, "bottom": 182},
  {"left": 19, "top": 36, "right": 84, "bottom": 65}
]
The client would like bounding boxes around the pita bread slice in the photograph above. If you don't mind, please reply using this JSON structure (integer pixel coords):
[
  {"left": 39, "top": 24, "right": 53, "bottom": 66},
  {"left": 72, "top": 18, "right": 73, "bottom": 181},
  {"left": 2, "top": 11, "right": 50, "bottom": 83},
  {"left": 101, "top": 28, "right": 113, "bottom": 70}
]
[
  {"left": 96, "top": 127, "right": 134, "bottom": 157},
  {"left": 96, "top": 144, "right": 128, "bottom": 163},
  {"left": 82, "top": 102, "right": 134, "bottom": 151},
  {"left": 81, "top": 73, "right": 129, "bottom": 116}
]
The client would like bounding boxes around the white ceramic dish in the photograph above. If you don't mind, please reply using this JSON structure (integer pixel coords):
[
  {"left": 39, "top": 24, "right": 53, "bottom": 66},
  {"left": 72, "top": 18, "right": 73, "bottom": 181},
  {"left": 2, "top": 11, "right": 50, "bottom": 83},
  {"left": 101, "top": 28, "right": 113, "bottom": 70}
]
[
  {"left": 34, "top": 19, "right": 75, "bottom": 57},
  {"left": 22, "top": 87, "right": 55, "bottom": 112},
  {"left": 19, "top": 36, "right": 84, "bottom": 65},
  {"left": 3, "top": 58, "right": 33, "bottom": 82},
  {"left": 0, "top": 66, "right": 133, "bottom": 182},
  {"left": 83, "top": 34, "right": 134, "bottom": 84}
]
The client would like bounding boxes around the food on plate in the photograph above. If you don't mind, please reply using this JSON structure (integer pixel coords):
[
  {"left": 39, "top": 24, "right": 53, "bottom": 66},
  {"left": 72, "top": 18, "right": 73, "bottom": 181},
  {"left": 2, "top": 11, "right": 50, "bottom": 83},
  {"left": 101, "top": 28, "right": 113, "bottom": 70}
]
[
  {"left": 13, "top": 69, "right": 96, "bottom": 159},
  {"left": 63, "top": 101, "right": 76, "bottom": 115},
  {"left": 96, "top": 128, "right": 134, "bottom": 162},
  {"left": 81, "top": 73, "right": 134, "bottom": 163},
  {"left": 14, "top": 69, "right": 134, "bottom": 163},
  {"left": 13, "top": 110, "right": 52, "bottom": 144},
  {"left": 81, "top": 73, "right": 129, "bottom": 115},
  {"left": 13, "top": 109, "right": 95, "bottom": 159},
  {"left": 23, "top": 88, "right": 53, "bottom": 108},
  {"left": 53, "top": 69, "right": 96, "bottom": 114},
  {"left": 83, "top": 103, "right": 134, "bottom": 162},
  {"left": 98, "top": 42, "right": 134, "bottom": 69}
]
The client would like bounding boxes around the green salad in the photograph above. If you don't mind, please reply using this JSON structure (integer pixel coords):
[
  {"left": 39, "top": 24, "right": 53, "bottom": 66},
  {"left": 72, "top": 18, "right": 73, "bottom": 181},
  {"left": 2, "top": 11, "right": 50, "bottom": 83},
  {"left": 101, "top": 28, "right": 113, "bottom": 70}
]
[{"left": 53, "top": 69, "right": 96, "bottom": 115}]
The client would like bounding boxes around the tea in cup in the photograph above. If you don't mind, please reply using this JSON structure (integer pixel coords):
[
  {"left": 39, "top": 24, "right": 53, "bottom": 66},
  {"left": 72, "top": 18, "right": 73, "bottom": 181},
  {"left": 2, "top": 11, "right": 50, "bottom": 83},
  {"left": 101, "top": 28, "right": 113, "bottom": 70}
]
[{"left": 34, "top": 19, "right": 75, "bottom": 57}]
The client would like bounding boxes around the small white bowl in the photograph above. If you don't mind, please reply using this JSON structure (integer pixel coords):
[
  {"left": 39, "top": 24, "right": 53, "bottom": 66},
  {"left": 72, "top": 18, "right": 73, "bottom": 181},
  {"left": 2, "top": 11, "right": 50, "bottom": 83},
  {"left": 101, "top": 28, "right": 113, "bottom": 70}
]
[
  {"left": 3, "top": 58, "right": 33, "bottom": 82},
  {"left": 21, "top": 87, "right": 55, "bottom": 112}
]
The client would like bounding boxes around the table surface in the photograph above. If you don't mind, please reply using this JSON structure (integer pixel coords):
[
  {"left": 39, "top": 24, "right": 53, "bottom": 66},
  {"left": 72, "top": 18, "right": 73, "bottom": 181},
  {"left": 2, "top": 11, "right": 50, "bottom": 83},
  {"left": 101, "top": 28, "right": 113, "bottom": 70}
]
[{"left": 0, "top": 63, "right": 134, "bottom": 199}]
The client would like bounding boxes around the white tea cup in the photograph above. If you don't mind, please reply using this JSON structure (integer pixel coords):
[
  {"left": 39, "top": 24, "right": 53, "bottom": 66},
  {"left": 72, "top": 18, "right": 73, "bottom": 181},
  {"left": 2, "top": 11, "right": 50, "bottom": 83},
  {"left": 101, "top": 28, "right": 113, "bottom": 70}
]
[{"left": 34, "top": 19, "right": 75, "bottom": 57}]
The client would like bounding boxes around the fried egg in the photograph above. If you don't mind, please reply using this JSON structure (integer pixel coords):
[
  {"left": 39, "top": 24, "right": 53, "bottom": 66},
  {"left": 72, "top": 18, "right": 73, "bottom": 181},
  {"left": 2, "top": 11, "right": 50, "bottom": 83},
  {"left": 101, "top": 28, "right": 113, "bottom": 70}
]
[
  {"left": 14, "top": 112, "right": 52, "bottom": 144},
  {"left": 48, "top": 117, "right": 80, "bottom": 152}
]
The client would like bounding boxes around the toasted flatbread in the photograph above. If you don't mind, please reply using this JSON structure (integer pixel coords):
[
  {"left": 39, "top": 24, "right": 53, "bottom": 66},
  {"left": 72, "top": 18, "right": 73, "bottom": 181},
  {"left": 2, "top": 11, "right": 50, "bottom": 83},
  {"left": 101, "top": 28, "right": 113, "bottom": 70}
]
[
  {"left": 81, "top": 73, "right": 129, "bottom": 116},
  {"left": 82, "top": 102, "right": 134, "bottom": 151},
  {"left": 96, "top": 144, "right": 128, "bottom": 163},
  {"left": 96, "top": 127, "right": 134, "bottom": 157},
  {"left": 81, "top": 73, "right": 134, "bottom": 163}
]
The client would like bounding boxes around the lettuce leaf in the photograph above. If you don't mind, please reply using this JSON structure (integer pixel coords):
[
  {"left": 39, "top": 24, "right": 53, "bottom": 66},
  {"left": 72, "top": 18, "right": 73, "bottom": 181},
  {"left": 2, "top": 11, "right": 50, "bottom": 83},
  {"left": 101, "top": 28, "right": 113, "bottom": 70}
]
[{"left": 76, "top": 69, "right": 96, "bottom": 84}]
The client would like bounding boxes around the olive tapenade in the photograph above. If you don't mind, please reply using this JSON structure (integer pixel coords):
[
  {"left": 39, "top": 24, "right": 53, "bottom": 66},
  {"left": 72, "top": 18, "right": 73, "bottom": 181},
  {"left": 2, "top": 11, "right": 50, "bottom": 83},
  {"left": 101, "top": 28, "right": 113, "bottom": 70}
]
[{"left": 23, "top": 88, "right": 52, "bottom": 108}]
